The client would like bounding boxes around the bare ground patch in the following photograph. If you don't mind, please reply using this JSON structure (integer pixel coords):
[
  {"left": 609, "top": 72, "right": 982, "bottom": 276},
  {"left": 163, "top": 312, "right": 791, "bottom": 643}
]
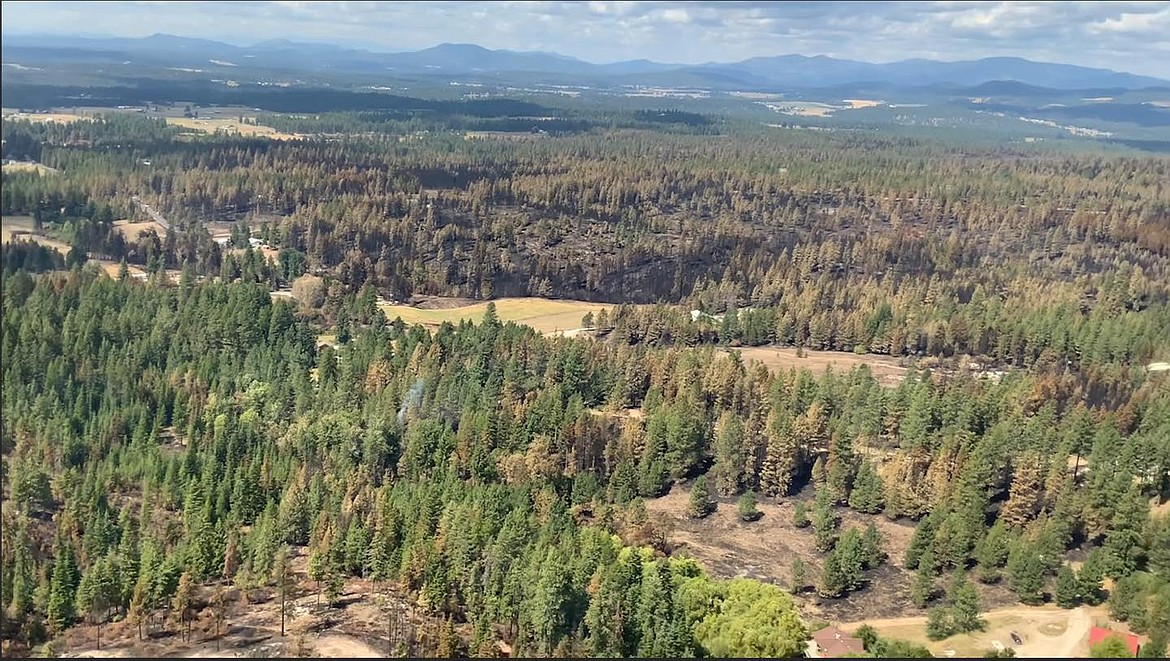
[
  {"left": 113, "top": 219, "right": 167, "bottom": 240},
  {"left": 840, "top": 605, "right": 1113, "bottom": 658},
  {"left": 647, "top": 480, "right": 1018, "bottom": 624},
  {"left": 727, "top": 346, "right": 910, "bottom": 387},
  {"left": 2, "top": 161, "right": 58, "bottom": 175}
]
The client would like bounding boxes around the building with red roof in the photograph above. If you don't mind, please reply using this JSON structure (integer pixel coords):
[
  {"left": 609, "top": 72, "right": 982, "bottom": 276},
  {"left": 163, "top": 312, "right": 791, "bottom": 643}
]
[{"left": 1088, "top": 626, "right": 1141, "bottom": 657}]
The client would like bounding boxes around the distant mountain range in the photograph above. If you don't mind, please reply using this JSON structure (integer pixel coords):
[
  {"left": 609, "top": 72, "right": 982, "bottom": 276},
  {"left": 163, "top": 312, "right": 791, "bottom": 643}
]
[{"left": 3, "top": 33, "right": 1167, "bottom": 92}]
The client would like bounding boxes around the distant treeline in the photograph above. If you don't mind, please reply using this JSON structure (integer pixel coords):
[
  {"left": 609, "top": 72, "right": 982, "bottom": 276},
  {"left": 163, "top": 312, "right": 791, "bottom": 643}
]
[{"left": 0, "top": 81, "right": 717, "bottom": 135}]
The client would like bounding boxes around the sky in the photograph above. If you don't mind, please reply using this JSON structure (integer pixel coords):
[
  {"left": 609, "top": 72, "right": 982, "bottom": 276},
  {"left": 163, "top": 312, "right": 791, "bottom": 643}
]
[{"left": 3, "top": 1, "right": 1169, "bottom": 78}]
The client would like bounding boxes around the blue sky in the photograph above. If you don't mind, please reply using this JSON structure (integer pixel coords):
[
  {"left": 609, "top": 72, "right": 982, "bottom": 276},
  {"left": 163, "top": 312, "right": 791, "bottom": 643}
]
[{"left": 3, "top": 1, "right": 1169, "bottom": 77}]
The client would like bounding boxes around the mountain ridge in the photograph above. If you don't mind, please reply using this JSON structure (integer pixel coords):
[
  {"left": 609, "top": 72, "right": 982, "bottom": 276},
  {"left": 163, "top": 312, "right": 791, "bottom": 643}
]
[{"left": 2, "top": 32, "right": 1167, "bottom": 90}]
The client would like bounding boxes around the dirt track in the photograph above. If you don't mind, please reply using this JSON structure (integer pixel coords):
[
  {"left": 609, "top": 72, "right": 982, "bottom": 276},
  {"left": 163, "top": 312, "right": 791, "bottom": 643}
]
[{"left": 841, "top": 605, "right": 1097, "bottom": 658}]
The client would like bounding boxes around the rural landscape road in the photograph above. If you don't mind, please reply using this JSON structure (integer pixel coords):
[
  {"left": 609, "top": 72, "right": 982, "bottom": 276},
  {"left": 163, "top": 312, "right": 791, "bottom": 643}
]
[
  {"left": 1015, "top": 607, "right": 1091, "bottom": 659},
  {"left": 131, "top": 195, "right": 172, "bottom": 231}
]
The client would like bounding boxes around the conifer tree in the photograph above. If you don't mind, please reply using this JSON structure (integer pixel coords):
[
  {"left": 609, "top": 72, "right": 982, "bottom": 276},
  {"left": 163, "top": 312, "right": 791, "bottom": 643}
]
[
  {"left": 849, "top": 459, "right": 885, "bottom": 514},
  {"left": 817, "top": 550, "right": 848, "bottom": 599},
  {"left": 1055, "top": 565, "right": 1080, "bottom": 609},
  {"left": 689, "top": 476, "right": 715, "bottom": 519},
  {"left": 792, "top": 502, "right": 810, "bottom": 529},
  {"left": 812, "top": 488, "right": 838, "bottom": 553},
  {"left": 948, "top": 572, "right": 983, "bottom": 633}
]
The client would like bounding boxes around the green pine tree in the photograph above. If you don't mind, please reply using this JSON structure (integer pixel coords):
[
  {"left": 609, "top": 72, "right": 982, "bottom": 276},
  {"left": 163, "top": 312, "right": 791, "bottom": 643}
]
[
  {"left": 688, "top": 476, "right": 715, "bottom": 519},
  {"left": 817, "top": 550, "right": 849, "bottom": 599},
  {"left": 738, "top": 491, "right": 762, "bottom": 522},
  {"left": 792, "top": 501, "right": 811, "bottom": 529},
  {"left": 1055, "top": 565, "right": 1080, "bottom": 609},
  {"left": 849, "top": 459, "right": 885, "bottom": 514},
  {"left": 948, "top": 572, "right": 983, "bottom": 633}
]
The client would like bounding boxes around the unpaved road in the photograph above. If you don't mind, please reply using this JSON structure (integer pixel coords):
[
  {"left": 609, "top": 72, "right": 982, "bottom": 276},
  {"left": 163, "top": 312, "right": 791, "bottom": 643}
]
[
  {"left": 841, "top": 605, "right": 1094, "bottom": 658},
  {"left": 1017, "top": 607, "right": 1091, "bottom": 658},
  {"left": 131, "top": 196, "right": 172, "bottom": 231}
]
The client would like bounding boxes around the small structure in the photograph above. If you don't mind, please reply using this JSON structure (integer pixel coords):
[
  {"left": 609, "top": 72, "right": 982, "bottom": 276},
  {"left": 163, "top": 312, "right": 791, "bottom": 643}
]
[
  {"left": 809, "top": 626, "right": 865, "bottom": 658},
  {"left": 1088, "top": 627, "right": 1141, "bottom": 656}
]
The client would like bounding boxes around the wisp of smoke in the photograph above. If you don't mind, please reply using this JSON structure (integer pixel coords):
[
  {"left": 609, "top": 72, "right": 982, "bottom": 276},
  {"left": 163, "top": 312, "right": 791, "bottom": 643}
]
[{"left": 397, "top": 378, "right": 425, "bottom": 426}]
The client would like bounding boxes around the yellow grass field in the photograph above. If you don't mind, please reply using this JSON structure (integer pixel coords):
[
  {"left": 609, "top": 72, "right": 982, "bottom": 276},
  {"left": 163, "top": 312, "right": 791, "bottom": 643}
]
[
  {"left": 165, "top": 117, "right": 303, "bottom": 140},
  {"left": 843, "top": 99, "right": 883, "bottom": 109},
  {"left": 113, "top": 219, "right": 168, "bottom": 239},
  {"left": 1, "top": 111, "right": 90, "bottom": 123},
  {"left": 1, "top": 215, "right": 70, "bottom": 252},
  {"left": 378, "top": 297, "right": 610, "bottom": 335},
  {"left": 1, "top": 215, "right": 36, "bottom": 243},
  {"left": 2, "top": 161, "right": 58, "bottom": 175},
  {"left": 729, "top": 346, "right": 908, "bottom": 386},
  {"left": 839, "top": 605, "right": 1116, "bottom": 658}
]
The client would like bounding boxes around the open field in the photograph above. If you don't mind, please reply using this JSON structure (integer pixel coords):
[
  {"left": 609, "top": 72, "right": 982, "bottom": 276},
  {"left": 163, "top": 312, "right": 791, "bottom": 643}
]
[
  {"left": 1, "top": 111, "right": 90, "bottom": 123},
  {"left": 3, "top": 216, "right": 150, "bottom": 279},
  {"left": 844, "top": 99, "right": 883, "bottom": 108},
  {"left": 378, "top": 297, "right": 611, "bottom": 335},
  {"left": 1, "top": 215, "right": 37, "bottom": 243},
  {"left": 3, "top": 108, "right": 301, "bottom": 140},
  {"left": 728, "top": 346, "right": 910, "bottom": 386},
  {"left": 1, "top": 215, "right": 71, "bottom": 252},
  {"left": 2, "top": 160, "right": 58, "bottom": 174},
  {"left": 112, "top": 219, "right": 168, "bottom": 239},
  {"left": 164, "top": 117, "right": 303, "bottom": 140},
  {"left": 837, "top": 605, "right": 1133, "bottom": 658}
]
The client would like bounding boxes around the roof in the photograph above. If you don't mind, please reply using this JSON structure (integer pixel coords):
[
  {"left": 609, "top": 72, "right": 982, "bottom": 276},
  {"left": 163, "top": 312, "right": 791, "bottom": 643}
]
[
  {"left": 1089, "top": 627, "right": 1140, "bottom": 656},
  {"left": 813, "top": 626, "right": 865, "bottom": 657}
]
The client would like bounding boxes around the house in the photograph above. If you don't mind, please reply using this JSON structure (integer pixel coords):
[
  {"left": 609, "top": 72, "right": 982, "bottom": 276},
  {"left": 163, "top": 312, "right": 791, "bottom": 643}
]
[
  {"left": 809, "top": 626, "right": 865, "bottom": 658},
  {"left": 1088, "top": 627, "right": 1141, "bottom": 656}
]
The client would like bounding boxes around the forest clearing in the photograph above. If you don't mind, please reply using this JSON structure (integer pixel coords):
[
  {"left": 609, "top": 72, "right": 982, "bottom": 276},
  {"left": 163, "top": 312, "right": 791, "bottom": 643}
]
[
  {"left": 111, "top": 219, "right": 168, "bottom": 240},
  {"left": 163, "top": 117, "right": 303, "bottom": 140},
  {"left": 1, "top": 161, "right": 58, "bottom": 175},
  {"left": 1, "top": 215, "right": 70, "bottom": 252},
  {"left": 728, "top": 346, "right": 909, "bottom": 386},
  {"left": 377, "top": 297, "right": 611, "bottom": 335},
  {"left": 836, "top": 605, "right": 1136, "bottom": 658}
]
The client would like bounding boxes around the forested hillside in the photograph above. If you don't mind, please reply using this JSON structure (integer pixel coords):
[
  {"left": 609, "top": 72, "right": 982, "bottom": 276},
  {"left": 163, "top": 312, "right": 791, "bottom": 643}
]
[{"left": 2, "top": 108, "right": 1170, "bottom": 658}]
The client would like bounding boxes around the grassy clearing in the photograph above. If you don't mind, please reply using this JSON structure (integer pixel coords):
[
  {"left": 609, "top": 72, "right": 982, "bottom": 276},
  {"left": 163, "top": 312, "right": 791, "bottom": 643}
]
[
  {"left": 839, "top": 605, "right": 1108, "bottom": 658},
  {"left": 1, "top": 111, "right": 90, "bottom": 123},
  {"left": 729, "top": 346, "right": 909, "bottom": 386},
  {"left": 378, "top": 297, "right": 610, "bottom": 335},
  {"left": 2, "top": 161, "right": 57, "bottom": 175},
  {"left": 164, "top": 117, "right": 303, "bottom": 140},
  {"left": 113, "top": 219, "right": 168, "bottom": 239},
  {"left": 1, "top": 215, "right": 71, "bottom": 252}
]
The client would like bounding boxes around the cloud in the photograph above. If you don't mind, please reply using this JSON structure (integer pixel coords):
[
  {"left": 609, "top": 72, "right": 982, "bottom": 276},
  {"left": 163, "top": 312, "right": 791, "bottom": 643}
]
[{"left": 2, "top": 1, "right": 1168, "bottom": 77}]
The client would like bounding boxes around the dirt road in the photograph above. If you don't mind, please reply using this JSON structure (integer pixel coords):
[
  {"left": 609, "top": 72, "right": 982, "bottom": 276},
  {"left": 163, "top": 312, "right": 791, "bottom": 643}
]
[
  {"left": 1016, "top": 607, "right": 1091, "bottom": 658},
  {"left": 841, "top": 605, "right": 1094, "bottom": 658},
  {"left": 130, "top": 196, "right": 172, "bottom": 231}
]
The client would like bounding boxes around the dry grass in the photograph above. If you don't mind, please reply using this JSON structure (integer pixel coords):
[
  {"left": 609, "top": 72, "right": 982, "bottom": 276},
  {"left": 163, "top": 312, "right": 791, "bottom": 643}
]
[
  {"left": 1, "top": 215, "right": 36, "bottom": 243},
  {"left": 643, "top": 481, "right": 955, "bottom": 622},
  {"left": 728, "top": 346, "right": 909, "bottom": 387},
  {"left": 165, "top": 117, "right": 303, "bottom": 140},
  {"left": 2, "top": 161, "right": 58, "bottom": 175},
  {"left": 2, "top": 111, "right": 90, "bottom": 123},
  {"left": 113, "top": 219, "right": 167, "bottom": 239},
  {"left": 378, "top": 297, "right": 611, "bottom": 335},
  {"left": 1, "top": 215, "right": 71, "bottom": 252},
  {"left": 58, "top": 557, "right": 446, "bottom": 660},
  {"left": 843, "top": 99, "right": 883, "bottom": 109},
  {"left": 840, "top": 605, "right": 1111, "bottom": 658}
]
